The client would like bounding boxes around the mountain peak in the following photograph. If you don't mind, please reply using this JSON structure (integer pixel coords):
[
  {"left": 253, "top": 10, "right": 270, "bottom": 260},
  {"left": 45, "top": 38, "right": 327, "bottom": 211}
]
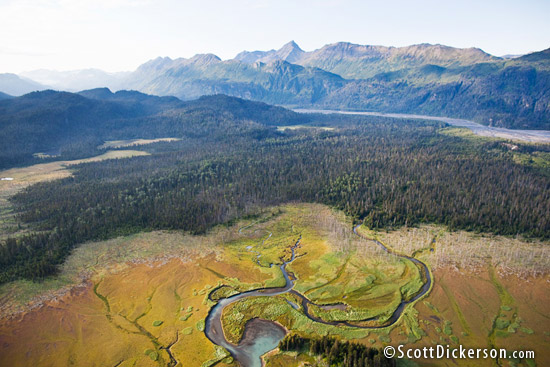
[
  {"left": 189, "top": 53, "right": 222, "bottom": 65},
  {"left": 137, "top": 56, "right": 173, "bottom": 73},
  {"left": 149, "top": 56, "right": 173, "bottom": 65},
  {"left": 234, "top": 41, "right": 304, "bottom": 64},
  {"left": 78, "top": 87, "right": 114, "bottom": 100},
  {"left": 280, "top": 40, "right": 302, "bottom": 52},
  {"left": 310, "top": 42, "right": 386, "bottom": 60},
  {"left": 276, "top": 40, "right": 305, "bottom": 63}
]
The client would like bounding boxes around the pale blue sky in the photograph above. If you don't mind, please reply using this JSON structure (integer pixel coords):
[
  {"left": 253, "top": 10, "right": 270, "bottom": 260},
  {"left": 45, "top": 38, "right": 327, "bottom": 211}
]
[{"left": 0, "top": 0, "right": 549, "bottom": 73}]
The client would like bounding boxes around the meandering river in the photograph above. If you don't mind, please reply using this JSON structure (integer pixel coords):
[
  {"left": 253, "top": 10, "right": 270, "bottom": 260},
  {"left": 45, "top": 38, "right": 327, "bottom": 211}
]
[
  {"left": 294, "top": 109, "right": 550, "bottom": 143},
  {"left": 203, "top": 237, "right": 301, "bottom": 367},
  {"left": 203, "top": 224, "right": 432, "bottom": 367}
]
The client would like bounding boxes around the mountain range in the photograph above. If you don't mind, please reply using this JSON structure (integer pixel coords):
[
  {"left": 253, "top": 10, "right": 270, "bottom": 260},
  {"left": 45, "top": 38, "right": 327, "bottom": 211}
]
[{"left": 2, "top": 41, "right": 550, "bottom": 129}]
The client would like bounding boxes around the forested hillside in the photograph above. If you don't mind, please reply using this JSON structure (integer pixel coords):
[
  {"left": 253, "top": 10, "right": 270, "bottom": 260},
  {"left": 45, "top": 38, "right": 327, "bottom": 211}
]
[
  {"left": 1, "top": 94, "right": 548, "bottom": 282},
  {"left": 0, "top": 90, "right": 306, "bottom": 169},
  {"left": 0, "top": 92, "right": 12, "bottom": 100}
]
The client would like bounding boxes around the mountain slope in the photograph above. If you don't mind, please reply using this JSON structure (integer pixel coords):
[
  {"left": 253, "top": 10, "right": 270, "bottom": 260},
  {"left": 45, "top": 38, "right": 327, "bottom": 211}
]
[
  {"left": 0, "top": 90, "right": 307, "bottom": 169},
  {"left": 118, "top": 42, "right": 549, "bottom": 128},
  {"left": 124, "top": 42, "right": 550, "bottom": 129},
  {"left": 0, "top": 73, "right": 48, "bottom": 96},
  {"left": 123, "top": 55, "right": 346, "bottom": 104},
  {"left": 318, "top": 56, "right": 550, "bottom": 129},
  {"left": 0, "top": 91, "right": 12, "bottom": 100},
  {"left": 516, "top": 47, "right": 550, "bottom": 64}
]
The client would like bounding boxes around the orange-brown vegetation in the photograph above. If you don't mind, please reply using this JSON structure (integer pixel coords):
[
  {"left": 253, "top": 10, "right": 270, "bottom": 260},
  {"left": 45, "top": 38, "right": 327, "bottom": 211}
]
[{"left": 0, "top": 205, "right": 548, "bottom": 367}]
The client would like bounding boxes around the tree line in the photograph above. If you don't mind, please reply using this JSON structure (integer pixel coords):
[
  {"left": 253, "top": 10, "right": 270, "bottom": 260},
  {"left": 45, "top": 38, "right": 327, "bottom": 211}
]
[{"left": 279, "top": 334, "right": 396, "bottom": 367}]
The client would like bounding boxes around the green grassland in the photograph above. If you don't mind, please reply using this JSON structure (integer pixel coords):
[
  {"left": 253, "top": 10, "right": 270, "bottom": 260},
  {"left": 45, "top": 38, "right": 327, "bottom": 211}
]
[{"left": 218, "top": 204, "right": 427, "bottom": 346}]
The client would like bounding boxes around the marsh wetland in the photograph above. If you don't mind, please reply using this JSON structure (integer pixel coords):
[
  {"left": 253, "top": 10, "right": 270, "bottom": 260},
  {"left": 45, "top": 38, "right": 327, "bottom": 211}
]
[{"left": 0, "top": 204, "right": 547, "bottom": 367}]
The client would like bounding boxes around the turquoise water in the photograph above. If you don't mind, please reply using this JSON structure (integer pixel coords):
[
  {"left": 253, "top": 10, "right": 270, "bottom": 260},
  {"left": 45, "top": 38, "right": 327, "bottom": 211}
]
[
  {"left": 237, "top": 318, "right": 287, "bottom": 367},
  {"left": 204, "top": 237, "right": 300, "bottom": 367}
]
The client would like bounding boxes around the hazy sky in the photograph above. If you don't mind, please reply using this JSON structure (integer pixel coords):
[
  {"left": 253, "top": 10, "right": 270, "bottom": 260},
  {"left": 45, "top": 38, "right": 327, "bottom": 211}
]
[{"left": 1, "top": 0, "right": 549, "bottom": 73}]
